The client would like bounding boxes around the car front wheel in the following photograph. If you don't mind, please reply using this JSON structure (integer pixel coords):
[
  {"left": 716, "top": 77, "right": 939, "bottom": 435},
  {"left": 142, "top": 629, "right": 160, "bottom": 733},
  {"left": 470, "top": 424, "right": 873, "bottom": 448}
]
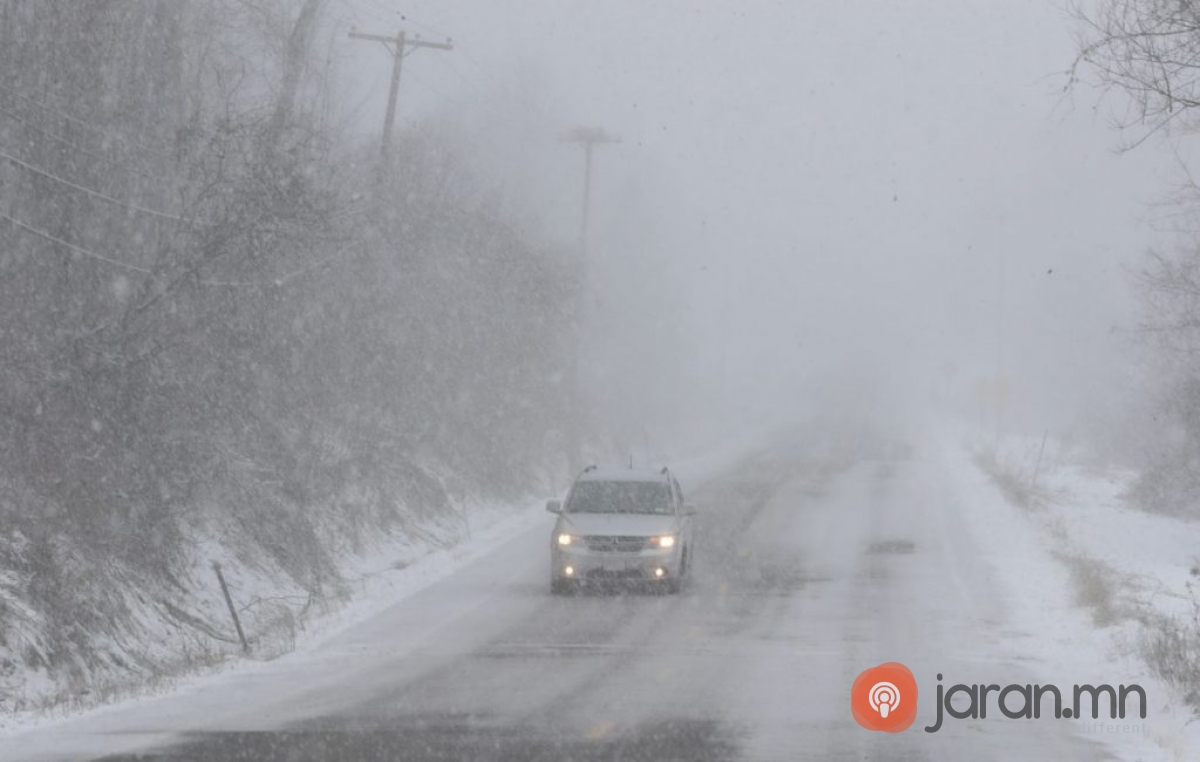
[{"left": 666, "top": 548, "right": 689, "bottom": 594}]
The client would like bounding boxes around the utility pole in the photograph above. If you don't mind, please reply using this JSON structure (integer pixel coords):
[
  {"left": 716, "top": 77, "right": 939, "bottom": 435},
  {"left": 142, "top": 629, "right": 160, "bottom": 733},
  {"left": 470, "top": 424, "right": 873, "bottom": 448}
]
[
  {"left": 349, "top": 28, "right": 453, "bottom": 158},
  {"left": 562, "top": 127, "right": 621, "bottom": 259},
  {"left": 560, "top": 127, "right": 619, "bottom": 470}
]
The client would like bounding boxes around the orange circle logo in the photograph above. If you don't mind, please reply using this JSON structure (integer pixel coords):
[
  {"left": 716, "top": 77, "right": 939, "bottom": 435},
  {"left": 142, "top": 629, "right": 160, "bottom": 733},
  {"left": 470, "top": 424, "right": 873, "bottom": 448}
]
[{"left": 851, "top": 662, "right": 918, "bottom": 732}]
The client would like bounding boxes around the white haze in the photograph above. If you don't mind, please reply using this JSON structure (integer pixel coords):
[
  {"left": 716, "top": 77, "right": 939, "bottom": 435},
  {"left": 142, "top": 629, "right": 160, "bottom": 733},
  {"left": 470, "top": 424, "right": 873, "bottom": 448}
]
[{"left": 337, "top": 0, "right": 1177, "bottom": 452}]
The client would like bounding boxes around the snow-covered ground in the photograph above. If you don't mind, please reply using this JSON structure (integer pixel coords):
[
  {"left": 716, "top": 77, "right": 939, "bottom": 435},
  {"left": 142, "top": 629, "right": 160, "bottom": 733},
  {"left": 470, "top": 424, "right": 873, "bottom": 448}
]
[
  {"left": 0, "top": 495, "right": 547, "bottom": 738},
  {"left": 950, "top": 429, "right": 1200, "bottom": 760},
  {"left": 0, "top": 431, "right": 766, "bottom": 746}
]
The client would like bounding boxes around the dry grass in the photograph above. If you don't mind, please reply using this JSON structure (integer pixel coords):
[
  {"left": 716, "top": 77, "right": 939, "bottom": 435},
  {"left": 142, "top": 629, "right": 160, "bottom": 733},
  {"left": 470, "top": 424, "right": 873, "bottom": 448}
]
[
  {"left": 971, "top": 447, "right": 1058, "bottom": 511},
  {"left": 1055, "top": 552, "right": 1126, "bottom": 627},
  {"left": 1141, "top": 582, "right": 1200, "bottom": 710}
]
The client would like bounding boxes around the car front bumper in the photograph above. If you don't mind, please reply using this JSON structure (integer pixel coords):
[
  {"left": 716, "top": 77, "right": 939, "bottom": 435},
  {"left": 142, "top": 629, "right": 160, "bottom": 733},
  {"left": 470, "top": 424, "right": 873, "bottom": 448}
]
[{"left": 551, "top": 545, "right": 680, "bottom": 582}]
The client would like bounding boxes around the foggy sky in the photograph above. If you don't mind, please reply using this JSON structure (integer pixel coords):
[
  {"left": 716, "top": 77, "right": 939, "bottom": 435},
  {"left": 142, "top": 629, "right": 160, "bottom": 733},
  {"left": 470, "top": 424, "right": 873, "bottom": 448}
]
[{"left": 334, "top": 0, "right": 1178, "bottom": 450}]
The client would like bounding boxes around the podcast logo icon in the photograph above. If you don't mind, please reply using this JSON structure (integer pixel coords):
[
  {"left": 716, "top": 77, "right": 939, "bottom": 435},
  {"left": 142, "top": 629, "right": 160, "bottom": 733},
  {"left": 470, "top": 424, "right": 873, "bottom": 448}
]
[
  {"left": 869, "top": 681, "right": 899, "bottom": 718},
  {"left": 852, "top": 662, "right": 918, "bottom": 732}
]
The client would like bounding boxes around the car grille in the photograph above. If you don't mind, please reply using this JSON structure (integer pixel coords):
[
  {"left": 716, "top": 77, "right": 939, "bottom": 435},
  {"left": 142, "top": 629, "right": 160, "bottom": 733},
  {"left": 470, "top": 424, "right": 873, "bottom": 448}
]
[
  {"left": 583, "top": 535, "right": 649, "bottom": 553},
  {"left": 585, "top": 568, "right": 645, "bottom": 580}
]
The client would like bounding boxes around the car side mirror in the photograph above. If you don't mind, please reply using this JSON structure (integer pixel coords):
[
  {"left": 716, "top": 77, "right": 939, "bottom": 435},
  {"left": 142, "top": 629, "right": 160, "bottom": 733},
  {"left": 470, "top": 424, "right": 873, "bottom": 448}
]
[{"left": 546, "top": 499, "right": 562, "bottom": 514}]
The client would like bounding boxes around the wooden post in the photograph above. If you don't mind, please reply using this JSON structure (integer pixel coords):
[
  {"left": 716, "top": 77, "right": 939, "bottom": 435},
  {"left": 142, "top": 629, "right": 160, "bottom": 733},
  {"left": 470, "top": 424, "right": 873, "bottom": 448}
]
[
  {"left": 213, "top": 562, "right": 249, "bottom": 654},
  {"left": 1031, "top": 429, "right": 1049, "bottom": 490}
]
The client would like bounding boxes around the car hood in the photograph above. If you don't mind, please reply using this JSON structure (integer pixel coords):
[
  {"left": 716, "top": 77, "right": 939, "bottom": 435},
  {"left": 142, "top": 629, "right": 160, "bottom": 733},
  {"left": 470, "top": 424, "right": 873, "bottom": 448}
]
[{"left": 559, "top": 513, "right": 679, "bottom": 537}]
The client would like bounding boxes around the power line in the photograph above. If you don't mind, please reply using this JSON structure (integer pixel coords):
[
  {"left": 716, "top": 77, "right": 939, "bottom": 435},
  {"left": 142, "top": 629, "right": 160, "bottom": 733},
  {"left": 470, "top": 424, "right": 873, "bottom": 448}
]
[
  {"left": 2, "top": 208, "right": 361, "bottom": 288},
  {"left": 197, "top": 242, "right": 363, "bottom": 288},
  {"left": 343, "top": 0, "right": 399, "bottom": 27},
  {"left": 0, "top": 147, "right": 189, "bottom": 224},
  {"left": 431, "top": 39, "right": 559, "bottom": 124},
  {"left": 1, "top": 212, "right": 153, "bottom": 273},
  {"left": 399, "top": 65, "right": 474, "bottom": 113},
  {"left": 393, "top": 13, "right": 452, "bottom": 42},
  {"left": 0, "top": 82, "right": 172, "bottom": 158},
  {"left": 0, "top": 105, "right": 163, "bottom": 183}
]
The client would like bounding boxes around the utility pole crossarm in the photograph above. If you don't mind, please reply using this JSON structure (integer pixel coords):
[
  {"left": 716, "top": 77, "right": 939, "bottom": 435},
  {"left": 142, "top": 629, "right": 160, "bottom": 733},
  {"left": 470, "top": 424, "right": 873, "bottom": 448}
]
[
  {"left": 348, "top": 31, "right": 453, "bottom": 49},
  {"left": 563, "top": 127, "right": 622, "bottom": 146},
  {"left": 407, "top": 37, "right": 454, "bottom": 51},
  {"left": 348, "top": 31, "right": 397, "bottom": 43}
]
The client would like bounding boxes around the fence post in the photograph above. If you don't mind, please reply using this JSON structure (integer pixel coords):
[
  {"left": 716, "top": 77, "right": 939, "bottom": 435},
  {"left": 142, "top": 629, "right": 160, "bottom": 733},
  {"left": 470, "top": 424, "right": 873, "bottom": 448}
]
[
  {"left": 1031, "top": 429, "right": 1049, "bottom": 490},
  {"left": 213, "top": 562, "right": 250, "bottom": 654}
]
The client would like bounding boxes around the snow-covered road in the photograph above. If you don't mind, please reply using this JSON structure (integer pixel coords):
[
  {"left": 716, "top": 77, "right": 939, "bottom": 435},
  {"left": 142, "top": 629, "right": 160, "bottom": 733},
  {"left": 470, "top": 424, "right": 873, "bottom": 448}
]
[{"left": 1, "top": 438, "right": 1158, "bottom": 760}]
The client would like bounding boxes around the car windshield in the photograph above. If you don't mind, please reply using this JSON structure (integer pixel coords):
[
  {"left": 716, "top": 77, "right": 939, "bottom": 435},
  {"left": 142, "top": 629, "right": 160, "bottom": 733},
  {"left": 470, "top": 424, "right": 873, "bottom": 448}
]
[{"left": 566, "top": 481, "right": 673, "bottom": 515}]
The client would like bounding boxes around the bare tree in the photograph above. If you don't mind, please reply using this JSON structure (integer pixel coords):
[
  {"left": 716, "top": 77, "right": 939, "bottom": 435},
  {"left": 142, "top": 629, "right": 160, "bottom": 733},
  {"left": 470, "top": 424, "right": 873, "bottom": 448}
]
[
  {"left": 1072, "top": 0, "right": 1200, "bottom": 147},
  {"left": 0, "top": 0, "right": 576, "bottom": 564},
  {"left": 1073, "top": 1, "right": 1200, "bottom": 513},
  {"left": 268, "top": 0, "right": 324, "bottom": 141}
]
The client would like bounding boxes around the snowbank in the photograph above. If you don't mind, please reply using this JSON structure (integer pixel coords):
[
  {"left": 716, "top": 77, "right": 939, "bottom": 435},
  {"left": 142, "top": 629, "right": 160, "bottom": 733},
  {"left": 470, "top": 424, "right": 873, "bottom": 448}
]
[
  {"left": 0, "top": 490, "right": 547, "bottom": 737},
  {"left": 948, "top": 428, "right": 1200, "bottom": 760}
]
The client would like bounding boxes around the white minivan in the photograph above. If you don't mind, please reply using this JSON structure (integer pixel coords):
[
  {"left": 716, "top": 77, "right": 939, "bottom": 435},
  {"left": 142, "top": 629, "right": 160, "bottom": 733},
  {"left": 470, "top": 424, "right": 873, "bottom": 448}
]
[{"left": 546, "top": 466, "right": 695, "bottom": 594}]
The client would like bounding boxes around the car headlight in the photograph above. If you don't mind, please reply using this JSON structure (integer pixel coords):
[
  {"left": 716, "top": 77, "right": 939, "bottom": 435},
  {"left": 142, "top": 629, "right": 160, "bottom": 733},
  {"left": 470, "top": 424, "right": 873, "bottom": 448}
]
[
  {"left": 557, "top": 533, "right": 575, "bottom": 546},
  {"left": 650, "top": 535, "right": 676, "bottom": 549}
]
